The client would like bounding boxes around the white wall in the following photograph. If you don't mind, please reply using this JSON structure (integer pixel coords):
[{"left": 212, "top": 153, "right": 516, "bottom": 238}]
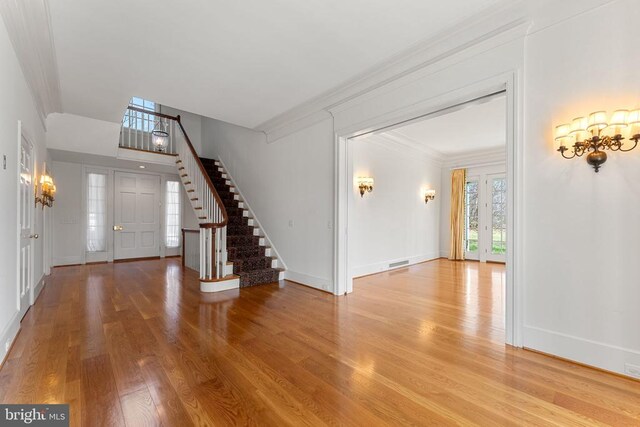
[
  {"left": 47, "top": 113, "right": 121, "bottom": 157},
  {"left": 350, "top": 136, "right": 441, "bottom": 277},
  {"left": 202, "top": 0, "right": 640, "bottom": 376},
  {"left": 160, "top": 106, "right": 203, "bottom": 154},
  {"left": 51, "top": 160, "right": 183, "bottom": 266},
  {"left": 522, "top": 0, "right": 640, "bottom": 376},
  {"left": 51, "top": 161, "right": 84, "bottom": 265},
  {"left": 0, "top": 17, "right": 47, "bottom": 362},
  {"left": 440, "top": 162, "right": 506, "bottom": 258},
  {"left": 201, "top": 116, "right": 335, "bottom": 291}
]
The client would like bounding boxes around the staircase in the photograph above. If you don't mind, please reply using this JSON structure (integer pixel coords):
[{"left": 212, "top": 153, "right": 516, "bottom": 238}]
[
  {"left": 200, "top": 158, "right": 283, "bottom": 287},
  {"left": 118, "top": 105, "right": 284, "bottom": 292}
]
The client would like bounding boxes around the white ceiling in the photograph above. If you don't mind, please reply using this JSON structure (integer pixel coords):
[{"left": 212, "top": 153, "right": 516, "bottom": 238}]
[
  {"left": 48, "top": 0, "right": 505, "bottom": 128},
  {"left": 380, "top": 95, "right": 506, "bottom": 155}
]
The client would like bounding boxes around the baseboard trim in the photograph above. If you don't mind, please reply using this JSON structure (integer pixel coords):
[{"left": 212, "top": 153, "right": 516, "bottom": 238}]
[
  {"left": 523, "top": 347, "right": 640, "bottom": 384},
  {"left": 523, "top": 325, "right": 640, "bottom": 379},
  {"left": 53, "top": 255, "right": 82, "bottom": 266},
  {"left": 351, "top": 253, "right": 440, "bottom": 279},
  {"left": 0, "top": 311, "right": 21, "bottom": 369},
  {"left": 284, "top": 270, "right": 332, "bottom": 293},
  {"left": 33, "top": 274, "right": 45, "bottom": 303}
]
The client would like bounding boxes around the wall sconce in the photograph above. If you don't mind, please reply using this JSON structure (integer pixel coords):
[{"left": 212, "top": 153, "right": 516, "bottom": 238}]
[
  {"left": 35, "top": 173, "right": 56, "bottom": 208},
  {"left": 555, "top": 109, "right": 639, "bottom": 172},
  {"left": 357, "top": 177, "right": 374, "bottom": 197},
  {"left": 424, "top": 189, "right": 436, "bottom": 204}
]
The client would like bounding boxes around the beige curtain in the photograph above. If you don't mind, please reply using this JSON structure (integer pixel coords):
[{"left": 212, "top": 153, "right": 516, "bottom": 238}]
[{"left": 449, "top": 169, "right": 466, "bottom": 260}]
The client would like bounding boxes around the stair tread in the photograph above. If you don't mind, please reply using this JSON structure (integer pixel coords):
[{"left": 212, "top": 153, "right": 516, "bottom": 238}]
[{"left": 200, "top": 156, "right": 280, "bottom": 287}]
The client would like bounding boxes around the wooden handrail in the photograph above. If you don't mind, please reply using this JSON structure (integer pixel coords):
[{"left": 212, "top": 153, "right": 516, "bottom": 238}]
[
  {"left": 127, "top": 105, "right": 180, "bottom": 121},
  {"left": 174, "top": 118, "right": 228, "bottom": 228},
  {"left": 124, "top": 105, "right": 228, "bottom": 229}
]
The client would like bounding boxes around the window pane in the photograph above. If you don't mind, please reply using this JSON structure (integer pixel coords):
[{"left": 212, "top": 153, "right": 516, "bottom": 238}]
[
  {"left": 465, "top": 181, "right": 478, "bottom": 252},
  {"left": 87, "top": 173, "right": 107, "bottom": 252},
  {"left": 165, "top": 181, "right": 181, "bottom": 248},
  {"left": 123, "top": 97, "right": 157, "bottom": 131},
  {"left": 491, "top": 177, "right": 507, "bottom": 254}
]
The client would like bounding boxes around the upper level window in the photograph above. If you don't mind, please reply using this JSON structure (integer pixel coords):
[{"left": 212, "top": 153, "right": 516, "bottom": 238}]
[
  {"left": 130, "top": 96, "right": 156, "bottom": 112},
  {"left": 123, "top": 97, "right": 157, "bottom": 132}
]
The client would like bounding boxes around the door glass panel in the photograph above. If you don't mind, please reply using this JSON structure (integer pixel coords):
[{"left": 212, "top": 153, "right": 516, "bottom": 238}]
[
  {"left": 491, "top": 177, "right": 507, "bottom": 254},
  {"left": 465, "top": 181, "right": 479, "bottom": 252}
]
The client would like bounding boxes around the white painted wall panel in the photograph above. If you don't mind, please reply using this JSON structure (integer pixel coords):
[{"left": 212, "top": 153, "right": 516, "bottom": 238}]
[
  {"left": 201, "top": 116, "right": 334, "bottom": 291},
  {"left": 350, "top": 137, "right": 441, "bottom": 277},
  {"left": 0, "top": 17, "right": 47, "bottom": 362}
]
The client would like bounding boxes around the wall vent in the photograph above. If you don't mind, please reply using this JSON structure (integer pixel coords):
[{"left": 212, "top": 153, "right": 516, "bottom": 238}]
[{"left": 389, "top": 260, "right": 409, "bottom": 268}]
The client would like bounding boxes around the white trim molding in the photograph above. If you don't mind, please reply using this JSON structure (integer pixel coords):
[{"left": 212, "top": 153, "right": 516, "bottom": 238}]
[
  {"left": 257, "top": 1, "right": 529, "bottom": 141},
  {"left": 0, "top": 311, "right": 20, "bottom": 367},
  {"left": 351, "top": 253, "right": 440, "bottom": 279},
  {"left": 0, "top": 0, "right": 62, "bottom": 124},
  {"left": 524, "top": 325, "right": 640, "bottom": 378}
]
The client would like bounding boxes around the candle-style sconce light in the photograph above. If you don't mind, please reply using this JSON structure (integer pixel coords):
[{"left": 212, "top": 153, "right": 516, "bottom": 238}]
[
  {"left": 554, "top": 109, "right": 639, "bottom": 172},
  {"left": 357, "top": 177, "right": 374, "bottom": 197}
]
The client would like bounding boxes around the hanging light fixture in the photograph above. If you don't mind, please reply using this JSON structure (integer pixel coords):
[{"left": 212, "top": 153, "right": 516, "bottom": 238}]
[{"left": 152, "top": 119, "right": 169, "bottom": 153}]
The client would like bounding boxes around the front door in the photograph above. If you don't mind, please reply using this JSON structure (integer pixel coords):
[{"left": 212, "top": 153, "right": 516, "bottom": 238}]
[
  {"left": 18, "top": 135, "right": 34, "bottom": 319},
  {"left": 113, "top": 171, "right": 161, "bottom": 260}
]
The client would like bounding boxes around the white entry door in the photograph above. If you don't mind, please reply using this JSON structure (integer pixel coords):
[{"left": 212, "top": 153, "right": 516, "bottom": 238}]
[
  {"left": 113, "top": 172, "right": 161, "bottom": 260},
  {"left": 18, "top": 135, "right": 34, "bottom": 319}
]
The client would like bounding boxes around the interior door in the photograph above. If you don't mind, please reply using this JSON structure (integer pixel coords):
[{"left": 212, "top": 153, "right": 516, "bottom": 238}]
[
  {"left": 486, "top": 174, "right": 507, "bottom": 263},
  {"left": 113, "top": 171, "right": 161, "bottom": 260},
  {"left": 464, "top": 177, "right": 480, "bottom": 260},
  {"left": 18, "top": 135, "right": 34, "bottom": 319}
]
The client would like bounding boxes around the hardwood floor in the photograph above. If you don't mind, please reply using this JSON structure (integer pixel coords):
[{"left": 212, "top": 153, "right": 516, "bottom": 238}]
[{"left": 1, "top": 258, "right": 639, "bottom": 426}]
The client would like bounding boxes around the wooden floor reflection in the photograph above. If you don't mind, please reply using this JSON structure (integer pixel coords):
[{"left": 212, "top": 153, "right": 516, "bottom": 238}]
[{"left": 1, "top": 258, "right": 638, "bottom": 426}]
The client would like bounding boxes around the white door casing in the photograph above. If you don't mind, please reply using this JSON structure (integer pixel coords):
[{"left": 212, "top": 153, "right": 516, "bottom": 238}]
[
  {"left": 114, "top": 171, "right": 161, "bottom": 260},
  {"left": 18, "top": 134, "right": 34, "bottom": 319}
]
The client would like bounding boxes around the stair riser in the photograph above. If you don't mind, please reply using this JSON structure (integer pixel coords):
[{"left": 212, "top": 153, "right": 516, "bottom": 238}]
[{"left": 201, "top": 156, "right": 281, "bottom": 288}]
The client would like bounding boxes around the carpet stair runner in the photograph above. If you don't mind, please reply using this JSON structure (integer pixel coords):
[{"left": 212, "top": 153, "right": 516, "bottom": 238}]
[{"left": 200, "top": 157, "right": 282, "bottom": 287}]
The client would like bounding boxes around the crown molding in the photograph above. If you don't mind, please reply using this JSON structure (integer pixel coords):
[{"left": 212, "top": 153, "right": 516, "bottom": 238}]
[
  {"left": 0, "top": 0, "right": 62, "bottom": 126},
  {"left": 366, "top": 130, "right": 506, "bottom": 171},
  {"left": 256, "top": 0, "right": 529, "bottom": 140},
  {"left": 442, "top": 146, "right": 506, "bottom": 169},
  {"left": 361, "top": 132, "right": 444, "bottom": 167}
]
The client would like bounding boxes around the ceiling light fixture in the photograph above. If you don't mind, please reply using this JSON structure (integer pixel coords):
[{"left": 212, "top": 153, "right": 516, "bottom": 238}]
[
  {"left": 555, "top": 109, "right": 639, "bottom": 172},
  {"left": 152, "top": 120, "right": 169, "bottom": 152}
]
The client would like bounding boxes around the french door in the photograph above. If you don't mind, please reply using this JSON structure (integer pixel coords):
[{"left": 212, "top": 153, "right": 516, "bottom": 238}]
[
  {"left": 486, "top": 174, "right": 506, "bottom": 263},
  {"left": 18, "top": 135, "right": 34, "bottom": 319},
  {"left": 464, "top": 173, "right": 506, "bottom": 262},
  {"left": 113, "top": 171, "right": 161, "bottom": 260}
]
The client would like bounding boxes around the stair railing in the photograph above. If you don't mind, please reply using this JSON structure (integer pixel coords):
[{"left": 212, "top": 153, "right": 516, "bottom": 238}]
[
  {"left": 174, "top": 117, "right": 228, "bottom": 280},
  {"left": 119, "top": 106, "right": 179, "bottom": 154},
  {"left": 119, "top": 106, "right": 228, "bottom": 281}
]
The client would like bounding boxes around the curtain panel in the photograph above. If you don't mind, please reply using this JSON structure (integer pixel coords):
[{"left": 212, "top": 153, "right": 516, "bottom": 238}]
[{"left": 449, "top": 169, "right": 466, "bottom": 260}]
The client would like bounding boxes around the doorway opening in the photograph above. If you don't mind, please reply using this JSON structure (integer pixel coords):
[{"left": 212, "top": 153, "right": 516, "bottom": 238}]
[{"left": 335, "top": 84, "right": 519, "bottom": 346}]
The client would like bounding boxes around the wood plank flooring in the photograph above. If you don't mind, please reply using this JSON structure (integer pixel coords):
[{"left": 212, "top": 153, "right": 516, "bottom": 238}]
[{"left": 1, "top": 258, "right": 639, "bottom": 426}]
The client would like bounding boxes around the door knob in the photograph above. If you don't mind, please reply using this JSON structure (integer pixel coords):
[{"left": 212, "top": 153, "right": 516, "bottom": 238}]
[
  {"left": 113, "top": 225, "right": 124, "bottom": 231},
  {"left": 29, "top": 234, "right": 39, "bottom": 239}
]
